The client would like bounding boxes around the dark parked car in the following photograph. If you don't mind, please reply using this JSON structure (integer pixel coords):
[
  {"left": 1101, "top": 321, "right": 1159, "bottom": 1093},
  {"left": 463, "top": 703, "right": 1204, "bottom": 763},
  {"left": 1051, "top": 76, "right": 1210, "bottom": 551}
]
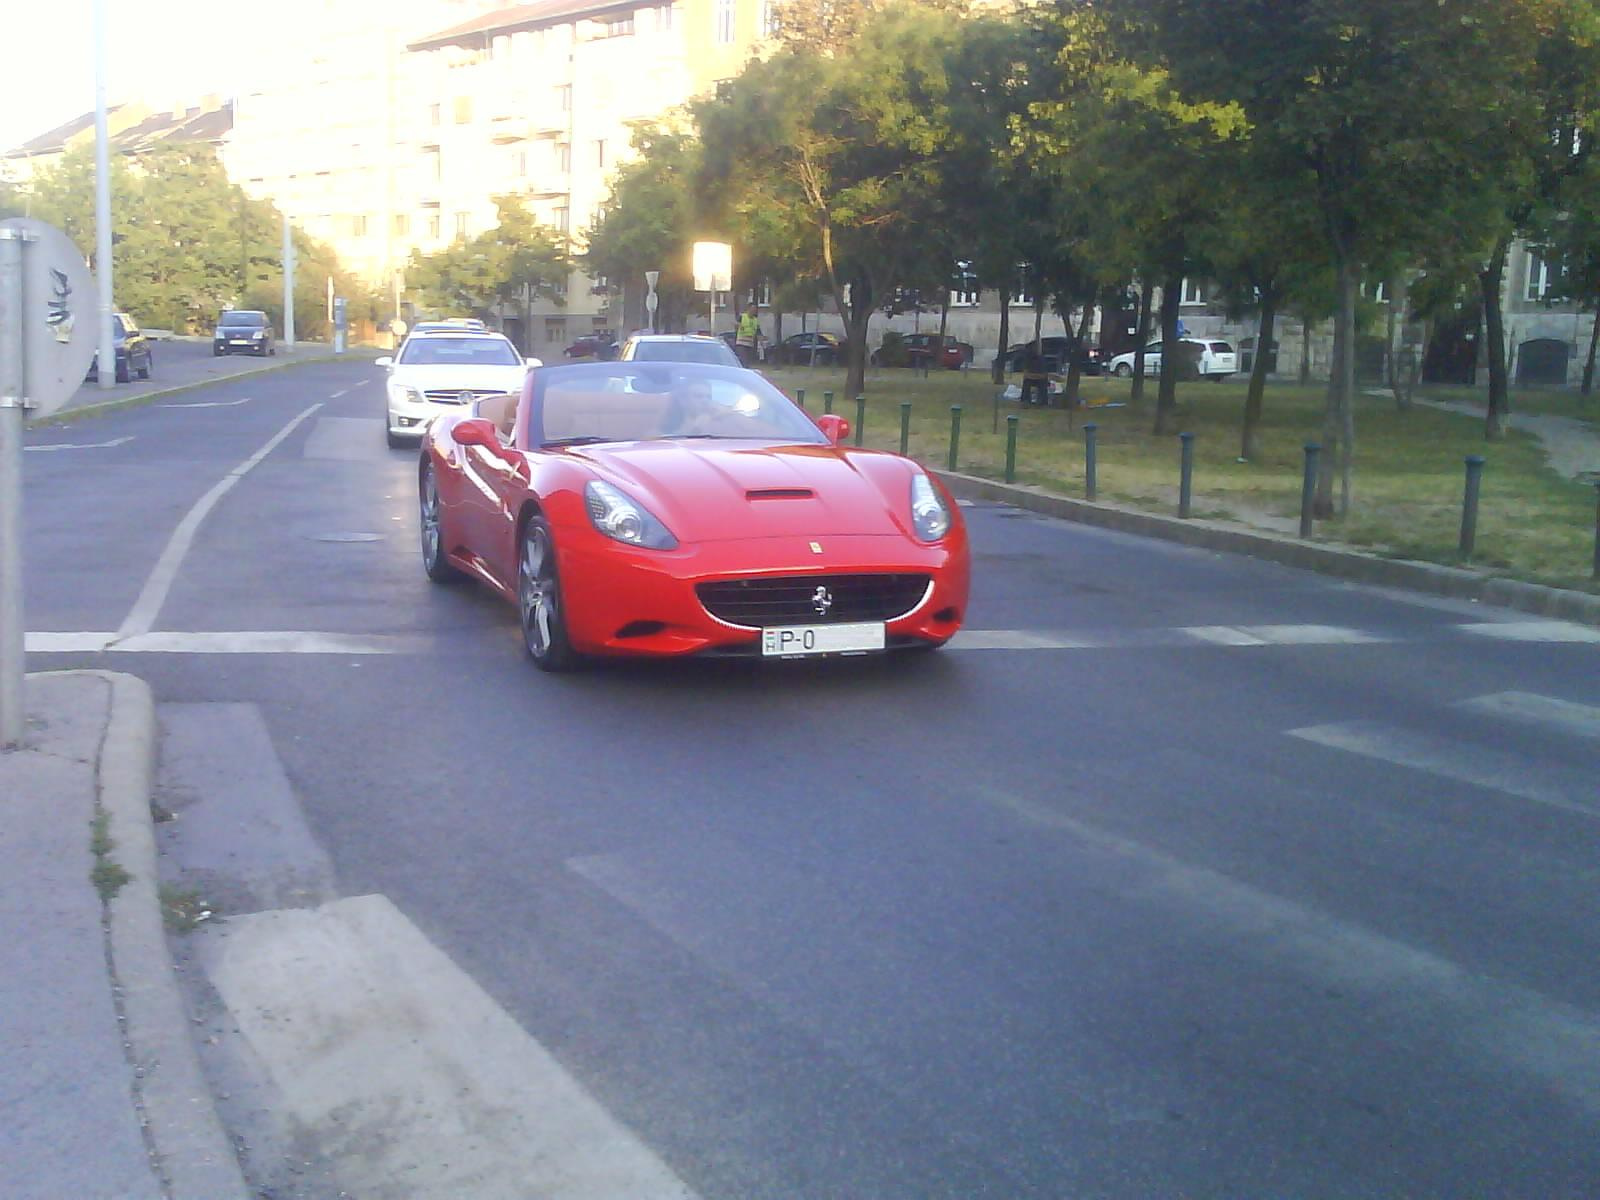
[
  {"left": 1003, "top": 336, "right": 1103, "bottom": 376},
  {"left": 213, "top": 310, "right": 276, "bottom": 357},
  {"left": 564, "top": 332, "right": 619, "bottom": 360},
  {"left": 873, "top": 333, "right": 973, "bottom": 370},
  {"left": 770, "top": 331, "right": 845, "bottom": 366},
  {"left": 84, "top": 312, "right": 154, "bottom": 382}
]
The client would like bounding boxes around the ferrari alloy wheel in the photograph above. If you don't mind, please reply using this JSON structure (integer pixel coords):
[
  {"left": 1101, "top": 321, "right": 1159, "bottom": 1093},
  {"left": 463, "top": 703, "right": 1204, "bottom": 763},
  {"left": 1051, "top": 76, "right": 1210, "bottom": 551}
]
[
  {"left": 419, "top": 463, "right": 462, "bottom": 582},
  {"left": 518, "top": 517, "right": 577, "bottom": 672}
]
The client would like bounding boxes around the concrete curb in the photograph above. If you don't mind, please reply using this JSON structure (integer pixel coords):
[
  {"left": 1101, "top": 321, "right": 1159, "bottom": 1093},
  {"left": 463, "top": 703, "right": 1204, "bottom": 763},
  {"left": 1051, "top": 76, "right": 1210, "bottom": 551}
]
[
  {"left": 26, "top": 348, "right": 371, "bottom": 430},
  {"left": 935, "top": 471, "right": 1600, "bottom": 627},
  {"left": 59, "top": 670, "right": 251, "bottom": 1200}
]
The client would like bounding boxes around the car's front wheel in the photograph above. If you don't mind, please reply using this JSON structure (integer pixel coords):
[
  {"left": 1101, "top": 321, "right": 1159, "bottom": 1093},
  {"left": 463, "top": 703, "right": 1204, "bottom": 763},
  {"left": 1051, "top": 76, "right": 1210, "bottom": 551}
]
[
  {"left": 418, "top": 462, "right": 463, "bottom": 582},
  {"left": 1113, "top": 363, "right": 1132, "bottom": 378},
  {"left": 519, "top": 516, "right": 578, "bottom": 672}
]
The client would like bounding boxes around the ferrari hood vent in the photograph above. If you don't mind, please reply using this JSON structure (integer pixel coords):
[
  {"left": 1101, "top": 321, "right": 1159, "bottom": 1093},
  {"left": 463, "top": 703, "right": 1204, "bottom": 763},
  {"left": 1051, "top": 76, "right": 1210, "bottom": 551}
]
[{"left": 745, "top": 487, "right": 816, "bottom": 500}]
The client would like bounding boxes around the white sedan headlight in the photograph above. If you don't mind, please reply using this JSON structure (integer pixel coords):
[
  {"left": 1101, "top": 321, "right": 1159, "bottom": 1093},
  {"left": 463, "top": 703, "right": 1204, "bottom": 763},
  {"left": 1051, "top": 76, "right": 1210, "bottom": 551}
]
[
  {"left": 388, "top": 381, "right": 423, "bottom": 405},
  {"left": 585, "top": 480, "right": 677, "bottom": 550},
  {"left": 910, "top": 473, "right": 951, "bottom": 541}
]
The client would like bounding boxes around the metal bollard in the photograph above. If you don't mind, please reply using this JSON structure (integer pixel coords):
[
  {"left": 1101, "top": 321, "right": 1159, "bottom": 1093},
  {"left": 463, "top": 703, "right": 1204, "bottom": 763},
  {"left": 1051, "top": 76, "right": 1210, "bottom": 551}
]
[
  {"left": 854, "top": 394, "right": 866, "bottom": 446},
  {"left": 1460, "top": 454, "right": 1485, "bottom": 559},
  {"left": 1300, "top": 443, "right": 1321, "bottom": 538},
  {"left": 1178, "top": 432, "right": 1195, "bottom": 518},
  {"left": 795, "top": 388, "right": 806, "bottom": 411},
  {"left": 823, "top": 390, "right": 834, "bottom": 415},
  {"left": 947, "top": 405, "right": 962, "bottom": 471},
  {"left": 1083, "top": 423, "right": 1098, "bottom": 500},
  {"left": 899, "top": 400, "right": 912, "bottom": 456},
  {"left": 1005, "top": 414, "right": 1019, "bottom": 484}
]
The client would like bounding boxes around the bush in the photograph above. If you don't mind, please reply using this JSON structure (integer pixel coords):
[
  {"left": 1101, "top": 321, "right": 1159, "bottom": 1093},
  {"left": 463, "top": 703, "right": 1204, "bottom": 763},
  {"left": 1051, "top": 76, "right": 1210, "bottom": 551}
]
[{"left": 876, "top": 330, "right": 910, "bottom": 368}]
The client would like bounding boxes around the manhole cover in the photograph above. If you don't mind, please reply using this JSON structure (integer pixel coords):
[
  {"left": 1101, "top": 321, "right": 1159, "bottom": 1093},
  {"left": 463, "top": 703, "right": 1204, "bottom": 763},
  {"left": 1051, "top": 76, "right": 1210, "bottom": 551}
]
[{"left": 313, "top": 532, "right": 384, "bottom": 543}]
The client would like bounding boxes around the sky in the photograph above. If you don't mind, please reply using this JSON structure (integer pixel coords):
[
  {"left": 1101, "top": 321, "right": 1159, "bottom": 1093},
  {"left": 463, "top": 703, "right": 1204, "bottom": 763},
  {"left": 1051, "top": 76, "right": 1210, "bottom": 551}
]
[{"left": 1, "top": 4, "right": 277, "bottom": 153}]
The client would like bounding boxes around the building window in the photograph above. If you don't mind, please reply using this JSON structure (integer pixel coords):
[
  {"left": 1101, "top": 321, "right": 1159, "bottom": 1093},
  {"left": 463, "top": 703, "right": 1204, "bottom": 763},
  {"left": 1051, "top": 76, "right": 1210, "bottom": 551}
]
[
  {"left": 748, "top": 280, "right": 772, "bottom": 307},
  {"left": 428, "top": 213, "right": 441, "bottom": 240},
  {"left": 425, "top": 148, "right": 441, "bottom": 182},
  {"left": 393, "top": 213, "right": 408, "bottom": 236},
  {"left": 602, "top": 12, "right": 634, "bottom": 36},
  {"left": 555, "top": 206, "right": 570, "bottom": 234},
  {"left": 558, "top": 84, "right": 572, "bottom": 112},
  {"left": 351, "top": 214, "right": 368, "bottom": 237},
  {"left": 545, "top": 317, "right": 567, "bottom": 342},
  {"left": 762, "top": 0, "right": 779, "bottom": 36},
  {"left": 429, "top": 103, "right": 441, "bottom": 126},
  {"left": 455, "top": 211, "right": 470, "bottom": 239},
  {"left": 558, "top": 143, "right": 571, "bottom": 173},
  {"left": 1360, "top": 278, "right": 1389, "bottom": 303},
  {"left": 949, "top": 261, "right": 979, "bottom": 307},
  {"left": 516, "top": 150, "right": 528, "bottom": 178},
  {"left": 655, "top": 3, "right": 673, "bottom": 30},
  {"left": 1526, "top": 252, "right": 1561, "bottom": 302},
  {"left": 1013, "top": 263, "right": 1034, "bottom": 307},
  {"left": 716, "top": 0, "right": 735, "bottom": 44},
  {"left": 594, "top": 138, "right": 607, "bottom": 169},
  {"left": 454, "top": 96, "right": 472, "bottom": 124},
  {"left": 1179, "top": 278, "right": 1208, "bottom": 306}
]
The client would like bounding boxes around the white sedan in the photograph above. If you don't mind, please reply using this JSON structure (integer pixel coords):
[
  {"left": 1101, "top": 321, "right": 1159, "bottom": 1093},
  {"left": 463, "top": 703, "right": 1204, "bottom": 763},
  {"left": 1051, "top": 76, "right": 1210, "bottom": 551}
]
[
  {"left": 1108, "top": 339, "right": 1237, "bottom": 381},
  {"left": 379, "top": 331, "right": 541, "bottom": 447}
]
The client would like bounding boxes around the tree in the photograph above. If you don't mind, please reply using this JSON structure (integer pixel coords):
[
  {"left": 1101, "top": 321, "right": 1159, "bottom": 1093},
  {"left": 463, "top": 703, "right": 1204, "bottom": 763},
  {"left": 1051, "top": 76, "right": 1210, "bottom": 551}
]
[{"left": 410, "top": 196, "right": 568, "bottom": 344}]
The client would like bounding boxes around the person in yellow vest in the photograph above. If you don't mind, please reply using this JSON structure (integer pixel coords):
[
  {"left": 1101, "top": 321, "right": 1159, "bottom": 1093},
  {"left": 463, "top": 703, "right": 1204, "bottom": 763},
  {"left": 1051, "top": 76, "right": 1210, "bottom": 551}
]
[{"left": 735, "top": 307, "right": 762, "bottom": 367}]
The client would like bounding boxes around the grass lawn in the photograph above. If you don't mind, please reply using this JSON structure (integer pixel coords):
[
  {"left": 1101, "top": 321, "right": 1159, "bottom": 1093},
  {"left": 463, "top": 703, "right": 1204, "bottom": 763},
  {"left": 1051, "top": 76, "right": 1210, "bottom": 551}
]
[{"left": 764, "top": 364, "right": 1600, "bottom": 596}]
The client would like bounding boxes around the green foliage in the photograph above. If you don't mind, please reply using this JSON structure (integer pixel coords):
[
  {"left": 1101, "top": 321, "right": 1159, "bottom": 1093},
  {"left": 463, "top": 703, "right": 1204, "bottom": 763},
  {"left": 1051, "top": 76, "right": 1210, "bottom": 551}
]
[{"left": 410, "top": 194, "right": 569, "bottom": 328}]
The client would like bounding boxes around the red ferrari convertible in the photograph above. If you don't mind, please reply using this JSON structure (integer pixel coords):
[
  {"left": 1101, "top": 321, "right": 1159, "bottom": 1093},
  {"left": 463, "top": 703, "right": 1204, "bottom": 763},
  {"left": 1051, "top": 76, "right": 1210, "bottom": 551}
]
[{"left": 417, "top": 361, "right": 970, "bottom": 670}]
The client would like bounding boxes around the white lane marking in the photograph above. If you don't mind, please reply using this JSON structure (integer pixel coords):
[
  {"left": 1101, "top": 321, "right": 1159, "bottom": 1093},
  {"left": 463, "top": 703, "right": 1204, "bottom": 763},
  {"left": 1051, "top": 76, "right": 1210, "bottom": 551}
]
[
  {"left": 1239, "top": 624, "right": 1385, "bottom": 644},
  {"left": 1182, "top": 625, "right": 1269, "bottom": 646},
  {"left": 1457, "top": 692, "right": 1600, "bottom": 741},
  {"left": 24, "top": 436, "right": 134, "bottom": 452},
  {"left": 160, "top": 397, "right": 252, "bottom": 409},
  {"left": 978, "top": 785, "right": 1600, "bottom": 1117},
  {"left": 113, "top": 631, "right": 419, "bottom": 654},
  {"left": 1460, "top": 621, "right": 1600, "bottom": 644},
  {"left": 24, "top": 632, "right": 117, "bottom": 652},
  {"left": 115, "top": 403, "right": 322, "bottom": 640},
  {"left": 330, "top": 387, "right": 351, "bottom": 398},
  {"left": 1287, "top": 721, "right": 1598, "bottom": 819},
  {"left": 203, "top": 895, "right": 698, "bottom": 1200}
]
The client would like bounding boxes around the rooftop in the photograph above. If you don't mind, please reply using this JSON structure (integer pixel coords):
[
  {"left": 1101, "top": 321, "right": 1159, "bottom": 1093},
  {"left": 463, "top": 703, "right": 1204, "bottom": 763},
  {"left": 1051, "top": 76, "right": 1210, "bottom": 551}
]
[{"left": 409, "top": 0, "right": 642, "bottom": 50}]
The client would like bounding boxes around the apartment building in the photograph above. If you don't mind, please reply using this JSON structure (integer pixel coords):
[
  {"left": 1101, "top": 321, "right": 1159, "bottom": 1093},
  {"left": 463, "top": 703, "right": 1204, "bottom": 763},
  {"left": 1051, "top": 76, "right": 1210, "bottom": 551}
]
[
  {"left": 402, "top": 0, "right": 772, "bottom": 357},
  {"left": 2, "top": 99, "right": 232, "bottom": 185}
]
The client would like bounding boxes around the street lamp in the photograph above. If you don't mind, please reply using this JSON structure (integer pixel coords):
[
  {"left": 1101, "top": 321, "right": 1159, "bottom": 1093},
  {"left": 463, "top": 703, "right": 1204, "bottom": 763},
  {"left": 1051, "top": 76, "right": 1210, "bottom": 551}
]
[
  {"left": 93, "top": 0, "right": 114, "bottom": 390},
  {"left": 645, "top": 269, "right": 659, "bottom": 333}
]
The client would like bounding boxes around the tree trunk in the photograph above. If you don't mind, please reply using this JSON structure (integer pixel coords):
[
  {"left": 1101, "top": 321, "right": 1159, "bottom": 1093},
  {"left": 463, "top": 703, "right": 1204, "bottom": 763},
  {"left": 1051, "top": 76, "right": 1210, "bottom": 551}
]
[
  {"left": 1315, "top": 261, "right": 1357, "bottom": 518},
  {"left": 1479, "top": 234, "right": 1511, "bottom": 440},
  {"left": 1240, "top": 291, "right": 1276, "bottom": 461},
  {"left": 936, "top": 298, "right": 951, "bottom": 377},
  {"left": 1131, "top": 278, "right": 1154, "bottom": 405},
  {"left": 1064, "top": 300, "right": 1093, "bottom": 410},
  {"left": 843, "top": 273, "right": 873, "bottom": 398},
  {"left": 991, "top": 285, "right": 1011, "bottom": 384},
  {"left": 1300, "top": 313, "right": 1313, "bottom": 386},
  {"left": 1583, "top": 305, "right": 1599, "bottom": 398},
  {"left": 1152, "top": 275, "right": 1182, "bottom": 435}
]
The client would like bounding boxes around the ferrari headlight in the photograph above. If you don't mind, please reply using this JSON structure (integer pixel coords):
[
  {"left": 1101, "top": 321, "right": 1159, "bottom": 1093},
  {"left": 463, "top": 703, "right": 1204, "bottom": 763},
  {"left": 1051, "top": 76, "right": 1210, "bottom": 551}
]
[
  {"left": 585, "top": 480, "right": 677, "bottom": 550},
  {"left": 910, "top": 473, "right": 951, "bottom": 541}
]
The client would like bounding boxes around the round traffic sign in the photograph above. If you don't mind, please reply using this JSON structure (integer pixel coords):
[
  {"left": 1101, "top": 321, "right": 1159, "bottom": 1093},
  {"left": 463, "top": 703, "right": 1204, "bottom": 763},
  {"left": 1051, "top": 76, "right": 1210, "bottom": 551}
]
[{"left": 0, "top": 218, "right": 98, "bottom": 420}]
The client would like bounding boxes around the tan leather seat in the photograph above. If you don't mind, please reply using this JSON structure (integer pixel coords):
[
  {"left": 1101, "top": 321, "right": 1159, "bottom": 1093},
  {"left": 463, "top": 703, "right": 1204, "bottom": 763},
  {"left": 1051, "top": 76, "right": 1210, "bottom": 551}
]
[{"left": 476, "top": 392, "right": 519, "bottom": 439}]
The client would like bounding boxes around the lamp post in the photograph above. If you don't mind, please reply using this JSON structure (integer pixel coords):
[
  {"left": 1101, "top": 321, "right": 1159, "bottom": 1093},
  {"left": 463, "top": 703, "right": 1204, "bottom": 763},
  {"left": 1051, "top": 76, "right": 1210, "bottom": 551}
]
[
  {"left": 645, "top": 269, "right": 659, "bottom": 333},
  {"left": 93, "top": 0, "right": 114, "bottom": 390}
]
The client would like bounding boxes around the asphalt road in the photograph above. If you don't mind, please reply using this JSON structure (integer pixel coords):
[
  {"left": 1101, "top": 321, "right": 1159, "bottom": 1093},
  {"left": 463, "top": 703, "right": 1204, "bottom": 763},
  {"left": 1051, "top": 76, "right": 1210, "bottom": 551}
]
[{"left": 20, "top": 358, "right": 1600, "bottom": 1198}]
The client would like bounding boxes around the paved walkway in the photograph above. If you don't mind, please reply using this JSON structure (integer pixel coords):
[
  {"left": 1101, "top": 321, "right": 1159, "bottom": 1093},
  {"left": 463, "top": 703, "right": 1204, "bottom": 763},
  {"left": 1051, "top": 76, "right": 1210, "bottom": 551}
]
[{"left": 1381, "top": 391, "right": 1600, "bottom": 481}]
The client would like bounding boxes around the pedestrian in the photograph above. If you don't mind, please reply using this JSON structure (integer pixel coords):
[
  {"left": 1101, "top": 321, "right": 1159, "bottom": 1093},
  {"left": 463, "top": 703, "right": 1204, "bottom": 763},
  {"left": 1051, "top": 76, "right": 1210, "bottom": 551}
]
[
  {"left": 1020, "top": 346, "right": 1051, "bottom": 406},
  {"left": 735, "top": 306, "right": 762, "bottom": 368}
]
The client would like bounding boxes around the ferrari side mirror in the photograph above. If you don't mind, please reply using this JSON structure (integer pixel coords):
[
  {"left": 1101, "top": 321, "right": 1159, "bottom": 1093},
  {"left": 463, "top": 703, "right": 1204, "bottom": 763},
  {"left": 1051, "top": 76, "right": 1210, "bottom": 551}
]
[
  {"left": 815, "top": 414, "right": 850, "bottom": 446},
  {"left": 450, "top": 417, "right": 499, "bottom": 447}
]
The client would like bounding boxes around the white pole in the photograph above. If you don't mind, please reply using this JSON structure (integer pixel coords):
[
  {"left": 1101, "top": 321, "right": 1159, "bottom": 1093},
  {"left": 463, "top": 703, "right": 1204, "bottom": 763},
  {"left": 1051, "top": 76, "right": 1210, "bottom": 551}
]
[
  {"left": 282, "top": 212, "right": 295, "bottom": 350},
  {"left": 93, "top": 0, "right": 115, "bottom": 390},
  {"left": 0, "top": 229, "right": 26, "bottom": 747}
]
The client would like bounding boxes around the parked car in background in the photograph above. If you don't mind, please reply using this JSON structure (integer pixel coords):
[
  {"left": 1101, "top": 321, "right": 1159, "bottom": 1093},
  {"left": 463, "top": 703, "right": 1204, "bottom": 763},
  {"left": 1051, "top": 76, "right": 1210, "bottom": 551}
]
[
  {"left": 1003, "top": 337, "right": 1103, "bottom": 376},
  {"left": 619, "top": 334, "right": 742, "bottom": 367},
  {"left": 770, "top": 331, "right": 845, "bottom": 366},
  {"left": 212, "top": 310, "right": 276, "bottom": 357},
  {"left": 1107, "top": 339, "right": 1236, "bottom": 381},
  {"left": 564, "top": 331, "right": 618, "bottom": 360},
  {"left": 379, "top": 329, "right": 540, "bottom": 448},
  {"left": 84, "top": 312, "right": 154, "bottom": 382},
  {"left": 873, "top": 333, "right": 972, "bottom": 370}
]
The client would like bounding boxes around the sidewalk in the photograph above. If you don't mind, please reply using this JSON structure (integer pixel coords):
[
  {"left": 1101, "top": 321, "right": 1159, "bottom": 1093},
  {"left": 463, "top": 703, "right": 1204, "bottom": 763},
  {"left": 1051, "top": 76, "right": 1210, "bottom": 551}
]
[{"left": 0, "top": 671, "right": 246, "bottom": 1200}]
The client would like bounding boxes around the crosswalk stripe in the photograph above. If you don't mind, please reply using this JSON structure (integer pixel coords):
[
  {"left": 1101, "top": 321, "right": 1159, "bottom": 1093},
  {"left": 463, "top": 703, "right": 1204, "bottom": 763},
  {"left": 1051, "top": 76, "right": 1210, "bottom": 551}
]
[
  {"left": 1287, "top": 721, "right": 1597, "bottom": 819},
  {"left": 949, "top": 629, "right": 1100, "bottom": 650},
  {"left": 1460, "top": 621, "right": 1600, "bottom": 644},
  {"left": 1457, "top": 692, "right": 1600, "bottom": 741}
]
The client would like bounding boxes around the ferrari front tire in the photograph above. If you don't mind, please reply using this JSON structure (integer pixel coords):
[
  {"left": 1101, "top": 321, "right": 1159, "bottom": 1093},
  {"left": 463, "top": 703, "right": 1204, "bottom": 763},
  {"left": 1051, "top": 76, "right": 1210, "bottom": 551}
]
[
  {"left": 518, "top": 517, "right": 578, "bottom": 672},
  {"left": 418, "top": 462, "right": 463, "bottom": 582}
]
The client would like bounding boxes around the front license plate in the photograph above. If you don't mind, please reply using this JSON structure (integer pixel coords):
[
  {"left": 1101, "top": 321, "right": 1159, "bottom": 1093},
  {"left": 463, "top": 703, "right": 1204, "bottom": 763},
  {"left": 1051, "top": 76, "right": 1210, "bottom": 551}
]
[
  {"left": 230, "top": 339, "right": 252, "bottom": 345},
  {"left": 762, "top": 622, "right": 885, "bottom": 657}
]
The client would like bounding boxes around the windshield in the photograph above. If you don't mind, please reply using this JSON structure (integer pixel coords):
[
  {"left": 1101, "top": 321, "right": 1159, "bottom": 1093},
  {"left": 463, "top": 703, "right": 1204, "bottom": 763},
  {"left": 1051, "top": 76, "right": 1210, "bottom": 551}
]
[
  {"left": 399, "top": 336, "right": 522, "bottom": 366},
  {"left": 629, "top": 341, "right": 739, "bottom": 365},
  {"left": 220, "top": 311, "right": 266, "bottom": 328},
  {"left": 533, "top": 363, "right": 826, "bottom": 446}
]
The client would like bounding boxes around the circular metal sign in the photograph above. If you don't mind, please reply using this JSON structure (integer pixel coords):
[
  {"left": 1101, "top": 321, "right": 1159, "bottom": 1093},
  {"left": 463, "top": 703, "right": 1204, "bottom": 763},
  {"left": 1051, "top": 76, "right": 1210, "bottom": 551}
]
[{"left": 0, "top": 218, "right": 98, "bottom": 420}]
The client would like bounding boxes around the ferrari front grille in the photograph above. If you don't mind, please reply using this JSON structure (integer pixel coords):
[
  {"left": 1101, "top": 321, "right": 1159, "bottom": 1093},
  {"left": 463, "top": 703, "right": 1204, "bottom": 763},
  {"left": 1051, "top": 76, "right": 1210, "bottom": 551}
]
[{"left": 696, "top": 573, "right": 932, "bottom": 627}]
